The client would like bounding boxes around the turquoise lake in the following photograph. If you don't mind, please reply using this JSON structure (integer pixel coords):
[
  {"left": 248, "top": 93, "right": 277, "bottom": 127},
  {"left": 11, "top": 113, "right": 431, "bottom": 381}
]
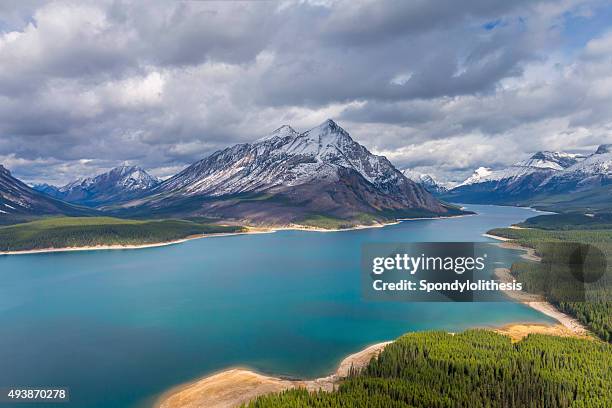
[{"left": 0, "top": 205, "right": 555, "bottom": 408}]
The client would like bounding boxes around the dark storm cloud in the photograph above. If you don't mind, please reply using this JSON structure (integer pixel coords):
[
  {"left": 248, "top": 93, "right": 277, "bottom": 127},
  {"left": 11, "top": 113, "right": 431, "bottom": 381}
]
[
  {"left": 251, "top": 13, "right": 538, "bottom": 106},
  {"left": 318, "top": 0, "right": 532, "bottom": 45},
  {"left": 0, "top": 0, "right": 610, "bottom": 185}
]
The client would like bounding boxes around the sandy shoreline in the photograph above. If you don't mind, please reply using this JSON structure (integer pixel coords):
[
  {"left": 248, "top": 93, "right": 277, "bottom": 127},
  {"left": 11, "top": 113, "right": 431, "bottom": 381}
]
[
  {"left": 493, "top": 267, "right": 589, "bottom": 336},
  {"left": 485, "top": 231, "right": 589, "bottom": 336},
  {"left": 483, "top": 232, "right": 541, "bottom": 261},
  {"left": 155, "top": 341, "right": 392, "bottom": 408},
  {"left": 0, "top": 213, "right": 471, "bottom": 256},
  {"left": 0, "top": 230, "right": 275, "bottom": 256},
  {"left": 494, "top": 323, "right": 588, "bottom": 342}
]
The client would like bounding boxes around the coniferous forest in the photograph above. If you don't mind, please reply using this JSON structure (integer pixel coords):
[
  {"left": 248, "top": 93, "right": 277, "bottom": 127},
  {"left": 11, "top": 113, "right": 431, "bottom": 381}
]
[
  {"left": 488, "top": 218, "right": 612, "bottom": 342},
  {"left": 0, "top": 217, "right": 244, "bottom": 251},
  {"left": 247, "top": 330, "right": 611, "bottom": 408}
]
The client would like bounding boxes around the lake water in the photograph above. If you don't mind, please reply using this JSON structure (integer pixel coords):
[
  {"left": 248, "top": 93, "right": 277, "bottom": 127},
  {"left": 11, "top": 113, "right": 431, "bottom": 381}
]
[{"left": 0, "top": 205, "right": 555, "bottom": 408}]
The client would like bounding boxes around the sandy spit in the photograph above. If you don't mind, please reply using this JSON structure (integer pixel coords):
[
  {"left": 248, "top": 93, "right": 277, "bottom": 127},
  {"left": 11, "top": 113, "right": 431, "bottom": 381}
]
[
  {"left": 483, "top": 232, "right": 542, "bottom": 261},
  {"left": 494, "top": 267, "right": 589, "bottom": 336},
  {"left": 155, "top": 341, "right": 391, "bottom": 408}
]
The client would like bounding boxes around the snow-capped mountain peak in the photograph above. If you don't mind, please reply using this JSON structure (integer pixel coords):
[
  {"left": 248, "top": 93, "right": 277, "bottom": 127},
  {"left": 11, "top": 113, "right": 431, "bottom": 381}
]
[
  {"left": 260, "top": 119, "right": 356, "bottom": 162},
  {"left": 58, "top": 166, "right": 158, "bottom": 193},
  {"left": 517, "top": 151, "right": 584, "bottom": 170},
  {"left": 110, "top": 165, "right": 160, "bottom": 190},
  {"left": 456, "top": 167, "right": 493, "bottom": 187},
  {"left": 141, "top": 119, "right": 447, "bottom": 219},
  {"left": 255, "top": 125, "right": 298, "bottom": 142},
  {"left": 162, "top": 119, "right": 385, "bottom": 195},
  {"left": 304, "top": 119, "right": 353, "bottom": 149},
  {"left": 401, "top": 170, "right": 448, "bottom": 194},
  {"left": 444, "top": 145, "right": 610, "bottom": 205},
  {"left": 455, "top": 150, "right": 583, "bottom": 188},
  {"left": 539, "top": 144, "right": 611, "bottom": 191},
  {"left": 35, "top": 165, "right": 160, "bottom": 207}
]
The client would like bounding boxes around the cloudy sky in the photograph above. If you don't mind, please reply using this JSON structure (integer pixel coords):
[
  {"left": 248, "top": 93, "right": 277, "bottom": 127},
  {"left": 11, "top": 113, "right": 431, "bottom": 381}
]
[{"left": 1, "top": 0, "right": 611, "bottom": 186}]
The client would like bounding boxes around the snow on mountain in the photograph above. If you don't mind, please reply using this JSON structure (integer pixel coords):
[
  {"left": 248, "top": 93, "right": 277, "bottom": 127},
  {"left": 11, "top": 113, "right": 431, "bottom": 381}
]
[
  {"left": 402, "top": 170, "right": 448, "bottom": 194},
  {"left": 539, "top": 144, "right": 611, "bottom": 191},
  {"left": 118, "top": 120, "right": 457, "bottom": 224},
  {"left": 561, "top": 144, "right": 611, "bottom": 178},
  {"left": 456, "top": 167, "right": 495, "bottom": 187},
  {"left": 455, "top": 151, "right": 584, "bottom": 188},
  {"left": 60, "top": 166, "right": 159, "bottom": 193},
  {"left": 0, "top": 166, "right": 91, "bottom": 217},
  {"left": 440, "top": 150, "right": 588, "bottom": 204},
  {"left": 519, "top": 151, "right": 584, "bottom": 170},
  {"left": 157, "top": 120, "right": 437, "bottom": 204},
  {"left": 254, "top": 125, "right": 298, "bottom": 142},
  {"left": 36, "top": 165, "right": 160, "bottom": 207}
]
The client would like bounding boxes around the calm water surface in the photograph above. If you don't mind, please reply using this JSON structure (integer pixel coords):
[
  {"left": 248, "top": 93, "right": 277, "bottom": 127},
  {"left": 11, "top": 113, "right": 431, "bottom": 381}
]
[{"left": 0, "top": 205, "right": 555, "bottom": 408}]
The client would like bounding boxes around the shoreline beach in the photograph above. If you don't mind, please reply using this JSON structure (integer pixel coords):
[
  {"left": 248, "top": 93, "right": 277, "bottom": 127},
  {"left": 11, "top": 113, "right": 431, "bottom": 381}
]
[
  {"left": 485, "top": 231, "right": 590, "bottom": 336},
  {"left": 0, "top": 230, "right": 274, "bottom": 256},
  {"left": 154, "top": 341, "right": 392, "bottom": 408}
]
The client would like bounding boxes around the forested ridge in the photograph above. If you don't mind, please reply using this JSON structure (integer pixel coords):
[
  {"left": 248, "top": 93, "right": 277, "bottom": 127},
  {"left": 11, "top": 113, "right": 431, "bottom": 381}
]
[{"left": 247, "top": 330, "right": 611, "bottom": 407}]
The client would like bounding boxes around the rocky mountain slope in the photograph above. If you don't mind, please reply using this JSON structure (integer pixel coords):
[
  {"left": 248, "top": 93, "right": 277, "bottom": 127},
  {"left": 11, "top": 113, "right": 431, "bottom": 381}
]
[
  {"left": 115, "top": 120, "right": 461, "bottom": 225},
  {"left": 441, "top": 151, "right": 586, "bottom": 203},
  {"left": 0, "top": 165, "right": 92, "bottom": 220},
  {"left": 441, "top": 145, "right": 611, "bottom": 211},
  {"left": 36, "top": 166, "right": 159, "bottom": 207},
  {"left": 538, "top": 144, "right": 611, "bottom": 193},
  {"left": 402, "top": 170, "right": 448, "bottom": 194}
]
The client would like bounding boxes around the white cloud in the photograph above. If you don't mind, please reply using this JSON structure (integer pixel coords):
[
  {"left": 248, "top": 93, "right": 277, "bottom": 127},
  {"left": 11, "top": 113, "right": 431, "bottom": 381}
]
[{"left": 0, "top": 0, "right": 610, "bottom": 186}]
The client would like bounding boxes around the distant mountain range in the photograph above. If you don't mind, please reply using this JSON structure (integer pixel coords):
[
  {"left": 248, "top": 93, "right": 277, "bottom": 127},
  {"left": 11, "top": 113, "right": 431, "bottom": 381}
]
[
  {"left": 0, "top": 165, "right": 92, "bottom": 220},
  {"left": 538, "top": 144, "right": 610, "bottom": 193},
  {"left": 440, "top": 145, "right": 611, "bottom": 212},
  {"left": 402, "top": 170, "right": 449, "bottom": 194},
  {"left": 34, "top": 165, "right": 159, "bottom": 207},
  {"left": 3, "top": 120, "right": 462, "bottom": 226}
]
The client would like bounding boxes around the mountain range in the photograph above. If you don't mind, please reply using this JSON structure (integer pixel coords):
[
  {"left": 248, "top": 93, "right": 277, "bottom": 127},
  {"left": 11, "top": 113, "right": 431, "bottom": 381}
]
[
  {"left": 440, "top": 145, "right": 611, "bottom": 212},
  {"left": 402, "top": 170, "right": 449, "bottom": 194},
  {"left": 34, "top": 165, "right": 159, "bottom": 207},
  {"left": 5, "top": 120, "right": 608, "bottom": 224},
  {"left": 3, "top": 120, "right": 461, "bottom": 226},
  {"left": 0, "top": 165, "right": 92, "bottom": 221}
]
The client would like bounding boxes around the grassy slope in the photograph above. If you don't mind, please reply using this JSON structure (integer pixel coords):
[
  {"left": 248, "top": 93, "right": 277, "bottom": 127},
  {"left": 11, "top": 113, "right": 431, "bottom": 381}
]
[
  {"left": 248, "top": 330, "right": 612, "bottom": 408},
  {"left": 0, "top": 217, "right": 245, "bottom": 251},
  {"left": 298, "top": 205, "right": 469, "bottom": 229},
  {"left": 488, "top": 216, "right": 612, "bottom": 342},
  {"left": 109, "top": 188, "right": 469, "bottom": 229}
]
